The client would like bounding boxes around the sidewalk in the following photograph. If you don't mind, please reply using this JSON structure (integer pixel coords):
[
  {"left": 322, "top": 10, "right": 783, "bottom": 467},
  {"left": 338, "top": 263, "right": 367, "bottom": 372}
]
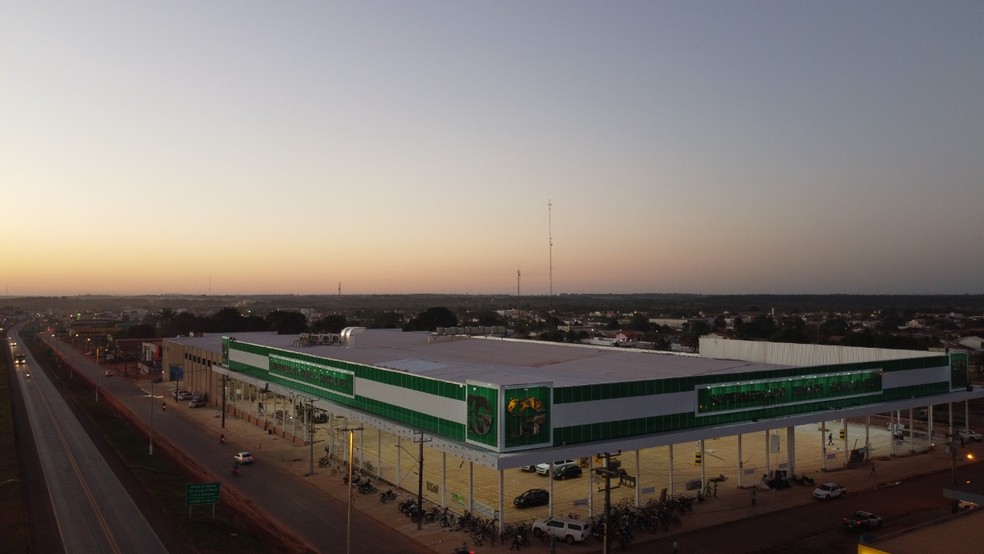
[{"left": 167, "top": 393, "right": 962, "bottom": 554}]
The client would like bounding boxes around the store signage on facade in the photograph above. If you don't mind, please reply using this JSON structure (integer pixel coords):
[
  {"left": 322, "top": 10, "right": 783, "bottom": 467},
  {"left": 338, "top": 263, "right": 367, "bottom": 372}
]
[
  {"left": 269, "top": 354, "right": 354, "bottom": 397},
  {"left": 503, "top": 385, "right": 550, "bottom": 449},
  {"left": 696, "top": 370, "right": 882, "bottom": 414}
]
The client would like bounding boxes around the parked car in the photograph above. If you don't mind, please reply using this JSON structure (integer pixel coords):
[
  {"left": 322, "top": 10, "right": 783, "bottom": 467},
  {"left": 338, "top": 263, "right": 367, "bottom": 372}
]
[
  {"left": 956, "top": 428, "right": 983, "bottom": 442},
  {"left": 189, "top": 399, "right": 207, "bottom": 408},
  {"left": 536, "top": 459, "right": 576, "bottom": 476},
  {"left": 103, "top": 370, "right": 113, "bottom": 376},
  {"left": 513, "top": 488, "right": 549, "bottom": 508},
  {"left": 172, "top": 389, "right": 190, "bottom": 399},
  {"left": 813, "top": 482, "right": 847, "bottom": 500},
  {"left": 843, "top": 510, "right": 881, "bottom": 530},
  {"left": 234, "top": 451, "right": 254, "bottom": 465},
  {"left": 519, "top": 465, "right": 537, "bottom": 472},
  {"left": 532, "top": 517, "right": 592, "bottom": 544},
  {"left": 553, "top": 464, "right": 582, "bottom": 480}
]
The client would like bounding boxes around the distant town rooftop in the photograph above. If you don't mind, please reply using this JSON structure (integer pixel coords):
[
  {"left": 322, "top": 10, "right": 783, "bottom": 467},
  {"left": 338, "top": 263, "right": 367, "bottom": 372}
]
[{"left": 171, "top": 329, "right": 795, "bottom": 387}]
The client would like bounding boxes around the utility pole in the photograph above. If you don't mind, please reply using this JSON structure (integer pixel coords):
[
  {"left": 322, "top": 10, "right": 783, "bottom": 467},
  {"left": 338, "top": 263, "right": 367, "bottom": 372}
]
[
  {"left": 596, "top": 451, "right": 621, "bottom": 554},
  {"left": 414, "top": 430, "right": 432, "bottom": 531},
  {"left": 305, "top": 399, "right": 317, "bottom": 477},
  {"left": 548, "top": 199, "right": 553, "bottom": 296}
]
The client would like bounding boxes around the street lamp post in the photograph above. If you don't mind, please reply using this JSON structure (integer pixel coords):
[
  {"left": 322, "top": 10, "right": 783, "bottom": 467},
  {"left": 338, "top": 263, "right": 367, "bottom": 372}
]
[
  {"left": 149, "top": 380, "right": 155, "bottom": 456},
  {"left": 341, "top": 425, "right": 363, "bottom": 554}
]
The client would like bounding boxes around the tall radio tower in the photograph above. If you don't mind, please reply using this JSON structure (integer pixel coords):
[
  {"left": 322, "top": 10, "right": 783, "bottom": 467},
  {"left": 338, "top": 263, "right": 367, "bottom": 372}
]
[{"left": 548, "top": 199, "right": 553, "bottom": 296}]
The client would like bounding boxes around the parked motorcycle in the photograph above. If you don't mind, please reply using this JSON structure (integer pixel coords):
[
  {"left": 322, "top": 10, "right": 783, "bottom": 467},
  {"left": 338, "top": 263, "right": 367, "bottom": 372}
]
[
  {"left": 357, "top": 479, "right": 377, "bottom": 494},
  {"left": 380, "top": 489, "right": 397, "bottom": 503}
]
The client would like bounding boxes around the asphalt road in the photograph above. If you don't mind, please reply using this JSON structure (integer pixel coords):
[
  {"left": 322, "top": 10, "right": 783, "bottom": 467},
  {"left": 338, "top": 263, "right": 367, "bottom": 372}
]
[
  {"left": 12, "top": 326, "right": 168, "bottom": 554},
  {"left": 40, "top": 332, "right": 435, "bottom": 554}
]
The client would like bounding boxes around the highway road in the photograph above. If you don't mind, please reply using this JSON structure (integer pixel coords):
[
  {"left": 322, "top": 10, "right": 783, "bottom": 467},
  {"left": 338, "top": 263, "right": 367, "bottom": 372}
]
[
  {"left": 11, "top": 325, "right": 168, "bottom": 554},
  {"left": 37, "top": 330, "right": 434, "bottom": 554}
]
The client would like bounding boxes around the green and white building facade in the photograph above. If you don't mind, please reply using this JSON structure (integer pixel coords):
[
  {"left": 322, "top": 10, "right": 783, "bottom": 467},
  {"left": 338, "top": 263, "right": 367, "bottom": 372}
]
[{"left": 164, "top": 329, "right": 981, "bottom": 521}]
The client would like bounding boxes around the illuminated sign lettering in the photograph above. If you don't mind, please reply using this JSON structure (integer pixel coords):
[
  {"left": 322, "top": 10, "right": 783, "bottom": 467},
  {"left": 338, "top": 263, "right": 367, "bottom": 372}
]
[{"left": 697, "top": 370, "right": 882, "bottom": 414}]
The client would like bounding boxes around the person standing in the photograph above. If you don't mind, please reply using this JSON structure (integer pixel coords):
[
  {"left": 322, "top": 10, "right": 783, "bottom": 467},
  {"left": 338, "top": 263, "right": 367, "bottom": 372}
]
[
  {"left": 673, "top": 538, "right": 679, "bottom": 553},
  {"left": 751, "top": 488, "right": 757, "bottom": 506},
  {"left": 828, "top": 433, "right": 833, "bottom": 445},
  {"left": 870, "top": 462, "right": 876, "bottom": 476}
]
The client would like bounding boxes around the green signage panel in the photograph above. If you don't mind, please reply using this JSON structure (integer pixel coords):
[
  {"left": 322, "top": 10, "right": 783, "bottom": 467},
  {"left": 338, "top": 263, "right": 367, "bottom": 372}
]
[
  {"left": 186, "top": 482, "right": 221, "bottom": 506},
  {"left": 503, "top": 386, "right": 551, "bottom": 448},
  {"left": 465, "top": 384, "right": 498, "bottom": 448},
  {"left": 950, "top": 352, "right": 969, "bottom": 390},
  {"left": 697, "top": 370, "right": 882, "bottom": 414},
  {"left": 269, "top": 355, "right": 354, "bottom": 397}
]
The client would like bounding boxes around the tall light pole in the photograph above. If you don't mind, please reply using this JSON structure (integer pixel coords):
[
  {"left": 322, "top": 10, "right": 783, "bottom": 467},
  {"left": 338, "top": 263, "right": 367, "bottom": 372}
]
[
  {"left": 342, "top": 424, "right": 363, "bottom": 554},
  {"left": 149, "top": 380, "right": 155, "bottom": 456}
]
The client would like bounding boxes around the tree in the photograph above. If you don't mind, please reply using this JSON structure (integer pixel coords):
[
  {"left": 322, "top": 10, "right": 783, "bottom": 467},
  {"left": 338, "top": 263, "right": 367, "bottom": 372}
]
[
  {"left": 819, "top": 318, "right": 850, "bottom": 337},
  {"left": 265, "top": 310, "right": 308, "bottom": 334},
  {"left": 312, "top": 314, "right": 347, "bottom": 333},
  {"left": 403, "top": 307, "right": 458, "bottom": 331},
  {"left": 628, "top": 313, "right": 651, "bottom": 333}
]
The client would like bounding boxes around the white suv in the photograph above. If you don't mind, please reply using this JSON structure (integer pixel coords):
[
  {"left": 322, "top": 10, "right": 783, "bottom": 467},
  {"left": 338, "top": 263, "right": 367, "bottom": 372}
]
[
  {"left": 536, "top": 459, "right": 576, "bottom": 476},
  {"left": 957, "top": 429, "right": 983, "bottom": 442},
  {"left": 532, "top": 517, "right": 591, "bottom": 544}
]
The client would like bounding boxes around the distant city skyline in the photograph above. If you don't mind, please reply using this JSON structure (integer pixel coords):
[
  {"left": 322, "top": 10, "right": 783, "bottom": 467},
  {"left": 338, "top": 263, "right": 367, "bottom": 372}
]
[{"left": 2, "top": 2, "right": 982, "bottom": 297}]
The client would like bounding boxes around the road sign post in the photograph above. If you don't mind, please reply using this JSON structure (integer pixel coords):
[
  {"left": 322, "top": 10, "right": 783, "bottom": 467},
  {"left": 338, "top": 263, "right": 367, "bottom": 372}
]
[{"left": 186, "top": 482, "right": 221, "bottom": 518}]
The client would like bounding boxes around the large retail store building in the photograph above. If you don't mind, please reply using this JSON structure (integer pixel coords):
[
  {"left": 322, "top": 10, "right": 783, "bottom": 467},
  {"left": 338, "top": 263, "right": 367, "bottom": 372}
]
[{"left": 163, "top": 329, "right": 981, "bottom": 520}]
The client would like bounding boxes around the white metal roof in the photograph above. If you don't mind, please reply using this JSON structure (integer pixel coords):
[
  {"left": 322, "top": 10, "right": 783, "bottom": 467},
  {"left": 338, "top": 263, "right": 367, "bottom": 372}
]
[{"left": 171, "top": 329, "right": 794, "bottom": 386}]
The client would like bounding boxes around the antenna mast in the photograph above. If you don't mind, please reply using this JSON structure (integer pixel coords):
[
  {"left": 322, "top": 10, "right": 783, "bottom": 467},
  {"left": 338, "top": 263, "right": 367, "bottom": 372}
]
[{"left": 548, "top": 199, "right": 553, "bottom": 296}]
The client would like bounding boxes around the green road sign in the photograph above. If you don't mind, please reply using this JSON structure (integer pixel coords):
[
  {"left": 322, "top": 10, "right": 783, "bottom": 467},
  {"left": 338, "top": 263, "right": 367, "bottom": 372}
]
[{"left": 186, "top": 482, "right": 221, "bottom": 506}]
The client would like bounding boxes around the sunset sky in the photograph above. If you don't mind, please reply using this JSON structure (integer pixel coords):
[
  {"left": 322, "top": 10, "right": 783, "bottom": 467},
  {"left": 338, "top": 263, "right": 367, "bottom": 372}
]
[{"left": 2, "top": 2, "right": 982, "bottom": 296}]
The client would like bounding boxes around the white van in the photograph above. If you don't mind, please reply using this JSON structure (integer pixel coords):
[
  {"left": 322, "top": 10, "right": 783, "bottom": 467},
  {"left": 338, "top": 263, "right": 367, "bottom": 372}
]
[
  {"left": 535, "top": 459, "right": 576, "bottom": 476},
  {"left": 532, "top": 517, "right": 592, "bottom": 544}
]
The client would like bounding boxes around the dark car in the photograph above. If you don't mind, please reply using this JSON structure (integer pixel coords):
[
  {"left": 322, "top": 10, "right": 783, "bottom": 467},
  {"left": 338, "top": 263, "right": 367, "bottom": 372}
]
[
  {"left": 843, "top": 510, "right": 881, "bottom": 530},
  {"left": 513, "top": 488, "right": 549, "bottom": 508},
  {"left": 553, "top": 465, "right": 582, "bottom": 480}
]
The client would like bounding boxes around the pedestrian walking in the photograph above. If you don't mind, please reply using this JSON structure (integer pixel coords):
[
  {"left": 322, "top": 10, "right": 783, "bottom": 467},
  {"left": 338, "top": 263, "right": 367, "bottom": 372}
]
[
  {"left": 751, "top": 488, "right": 757, "bottom": 506},
  {"left": 673, "top": 538, "right": 679, "bottom": 553},
  {"left": 510, "top": 534, "right": 520, "bottom": 550},
  {"left": 550, "top": 535, "right": 557, "bottom": 554},
  {"left": 827, "top": 433, "right": 833, "bottom": 445},
  {"left": 870, "top": 462, "right": 876, "bottom": 476},
  {"left": 713, "top": 481, "right": 718, "bottom": 498}
]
